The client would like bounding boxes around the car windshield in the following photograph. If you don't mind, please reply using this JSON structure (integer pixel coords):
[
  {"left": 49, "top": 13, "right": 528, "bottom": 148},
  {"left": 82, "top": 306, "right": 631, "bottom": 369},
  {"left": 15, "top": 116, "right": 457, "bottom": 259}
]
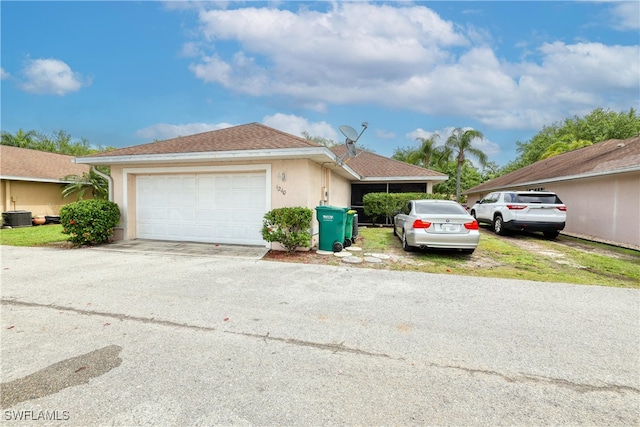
[
  {"left": 415, "top": 203, "right": 467, "bottom": 215},
  {"left": 513, "top": 194, "right": 563, "bottom": 204}
]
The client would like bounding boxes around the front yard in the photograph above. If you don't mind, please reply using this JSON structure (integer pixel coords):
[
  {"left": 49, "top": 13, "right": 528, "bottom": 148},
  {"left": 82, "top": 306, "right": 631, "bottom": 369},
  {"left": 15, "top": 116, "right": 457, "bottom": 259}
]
[
  {"left": 266, "top": 226, "right": 640, "bottom": 289},
  {"left": 0, "top": 224, "right": 69, "bottom": 247}
]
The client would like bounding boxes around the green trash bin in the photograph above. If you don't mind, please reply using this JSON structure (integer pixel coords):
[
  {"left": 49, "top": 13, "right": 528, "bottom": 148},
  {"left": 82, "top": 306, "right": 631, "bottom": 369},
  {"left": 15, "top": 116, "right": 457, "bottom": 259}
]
[
  {"left": 344, "top": 210, "right": 357, "bottom": 247},
  {"left": 316, "top": 206, "right": 348, "bottom": 252}
]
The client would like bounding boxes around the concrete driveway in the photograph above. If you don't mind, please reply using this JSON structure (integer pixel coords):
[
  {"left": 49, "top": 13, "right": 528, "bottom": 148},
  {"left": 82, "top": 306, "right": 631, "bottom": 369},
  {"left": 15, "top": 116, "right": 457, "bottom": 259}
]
[
  {"left": 91, "top": 239, "right": 269, "bottom": 260},
  {"left": 1, "top": 245, "right": 638, "bottom": 426}
]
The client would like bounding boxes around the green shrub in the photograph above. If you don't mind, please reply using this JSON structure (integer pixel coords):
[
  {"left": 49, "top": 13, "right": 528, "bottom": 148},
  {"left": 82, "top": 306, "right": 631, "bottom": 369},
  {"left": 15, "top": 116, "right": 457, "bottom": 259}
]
[
  {"left": 363, "top": 192, "right": 448, "bottom": 223},
  {"left": 261, "top": 207, "right": 313, "bottom": 253},
  {"left": 60, "top": 199, "right": 120, "bottom": 246}
]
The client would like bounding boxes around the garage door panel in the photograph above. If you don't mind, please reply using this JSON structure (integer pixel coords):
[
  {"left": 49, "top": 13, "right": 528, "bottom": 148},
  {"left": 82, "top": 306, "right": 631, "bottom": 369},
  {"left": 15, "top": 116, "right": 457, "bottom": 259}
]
[{"left": 136, "top": 172, "right": 267, "bottom": 245}]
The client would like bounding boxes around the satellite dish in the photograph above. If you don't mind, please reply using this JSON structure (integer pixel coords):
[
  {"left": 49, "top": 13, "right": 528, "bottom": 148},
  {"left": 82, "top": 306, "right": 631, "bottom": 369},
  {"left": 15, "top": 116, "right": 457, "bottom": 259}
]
[
  {"left": 339, "top": 125, "right": 359, "bottom": 142},
  {"left": 337, "top": 122, "right": 368, "bottom": 164}
]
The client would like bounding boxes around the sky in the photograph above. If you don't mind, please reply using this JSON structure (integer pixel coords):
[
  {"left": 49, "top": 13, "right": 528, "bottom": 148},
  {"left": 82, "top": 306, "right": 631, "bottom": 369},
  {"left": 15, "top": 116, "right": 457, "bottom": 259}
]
[{"left": 2, "top": 1, "right": 639, "bottom": 167}]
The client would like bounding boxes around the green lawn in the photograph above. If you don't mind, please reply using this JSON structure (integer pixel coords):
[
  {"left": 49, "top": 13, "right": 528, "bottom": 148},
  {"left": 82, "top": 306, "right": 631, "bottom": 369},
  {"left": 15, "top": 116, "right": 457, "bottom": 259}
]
[
  {"left": 0, "top": 224, "right": 69, "bottom": 247},
  {"left": 357, "top": 226, "right": 640, "bottom": 289}
]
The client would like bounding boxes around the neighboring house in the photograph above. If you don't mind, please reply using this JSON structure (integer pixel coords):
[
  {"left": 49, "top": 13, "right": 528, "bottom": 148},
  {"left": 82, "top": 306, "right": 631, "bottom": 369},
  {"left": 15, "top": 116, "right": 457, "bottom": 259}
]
[
  {"left": 464, "top": 136, "right": 640, "bottom": 250},
  {"left": 74, "top": 123, "right": 447, "bottom": 248},
  {"left": 1, "top": 145, "right": 91, "bottom": 218}
]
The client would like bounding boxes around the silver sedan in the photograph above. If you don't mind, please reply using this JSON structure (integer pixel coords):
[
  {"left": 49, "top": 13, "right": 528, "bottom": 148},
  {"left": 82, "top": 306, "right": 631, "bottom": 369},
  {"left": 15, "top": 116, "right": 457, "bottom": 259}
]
[{"left": 393, "top": 199, "right": 480, "bottom": 254}]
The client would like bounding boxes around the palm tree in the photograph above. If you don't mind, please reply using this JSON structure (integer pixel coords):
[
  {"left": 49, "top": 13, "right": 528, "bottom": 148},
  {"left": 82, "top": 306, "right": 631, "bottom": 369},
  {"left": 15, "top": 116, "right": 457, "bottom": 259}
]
[
  {"left": 1, "top": 129, "right": 38, "bottom": 148},
  {"left": 412, "top": 134, "right": 441, "bottom": 168},
  {"left": 445, "top": 128, "right": 488, "bottom": 202},
  {"left": 62, "top": 168, "right": 109, "bottom": 200}
]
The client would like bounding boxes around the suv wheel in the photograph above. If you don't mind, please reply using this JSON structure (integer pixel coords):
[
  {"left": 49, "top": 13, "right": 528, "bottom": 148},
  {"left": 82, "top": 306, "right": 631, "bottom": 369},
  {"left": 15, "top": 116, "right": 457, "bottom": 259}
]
[
  {"left": 543, "top": 231, "right": 559, "bottom": 239},
  {"left": 493, "top": 215, "right": 507, "bottom": 235},
  {"left": 470, "top": 210, "right": 477, "bottom": 220}
]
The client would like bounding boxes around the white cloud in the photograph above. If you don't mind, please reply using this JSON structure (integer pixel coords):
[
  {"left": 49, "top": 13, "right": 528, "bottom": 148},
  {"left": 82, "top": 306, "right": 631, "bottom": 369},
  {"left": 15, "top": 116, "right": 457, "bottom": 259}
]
[
  {"left": 374, "top": 129, "right": 396, "bottom": 139},
  {"left": 183, "top": 3, "right": 639, "bottom": 131},
  {"left": 608, "top": 1, "right": 640, "bottom": 31},
  {"left": 0, "top": 67, "right": 10, "bottom": 79},
  {"left": 262, "top": 113, "right": 338, "bottom": 141},
  {"left": 19, "top": 58, "right": 90, "bottom": 95},
  {"left": 135, "top": 122, "right": 235, "bottom": 140}
]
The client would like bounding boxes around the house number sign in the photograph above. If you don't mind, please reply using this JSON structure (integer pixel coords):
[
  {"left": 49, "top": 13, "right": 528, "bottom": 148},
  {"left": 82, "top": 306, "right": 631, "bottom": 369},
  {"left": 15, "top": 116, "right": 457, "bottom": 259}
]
[{"left": 276, "top": 185, "right": 286, "bottom": 195}]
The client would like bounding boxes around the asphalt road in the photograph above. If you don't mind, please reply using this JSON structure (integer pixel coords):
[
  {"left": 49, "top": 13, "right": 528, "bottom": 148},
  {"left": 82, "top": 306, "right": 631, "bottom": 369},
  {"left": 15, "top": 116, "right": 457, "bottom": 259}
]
[{"left": 1, "top": 245, "right": 638, "bottom": 426}]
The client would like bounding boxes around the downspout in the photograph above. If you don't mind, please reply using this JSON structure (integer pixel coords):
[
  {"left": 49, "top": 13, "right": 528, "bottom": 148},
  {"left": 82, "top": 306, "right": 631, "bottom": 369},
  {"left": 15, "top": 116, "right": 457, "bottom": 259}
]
[{"left": 91, "top": 166, "right": 113, "bottom": 202}]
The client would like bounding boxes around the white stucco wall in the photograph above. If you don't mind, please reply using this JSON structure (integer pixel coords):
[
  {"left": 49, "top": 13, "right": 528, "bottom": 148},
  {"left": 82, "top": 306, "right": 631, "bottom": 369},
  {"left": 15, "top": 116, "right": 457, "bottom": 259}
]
[{"left": 109, "top": 159, "right": 353, "bottom": 246}]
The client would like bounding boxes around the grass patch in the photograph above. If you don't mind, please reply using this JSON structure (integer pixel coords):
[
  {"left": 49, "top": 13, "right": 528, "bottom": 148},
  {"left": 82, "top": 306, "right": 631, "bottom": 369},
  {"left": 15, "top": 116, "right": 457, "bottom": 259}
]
[
  {"left": 0, "top": 224, "right": 69, "bottom": 247},
  {"left": 357, "top": 226, "right": 640, "bottom": 288}
]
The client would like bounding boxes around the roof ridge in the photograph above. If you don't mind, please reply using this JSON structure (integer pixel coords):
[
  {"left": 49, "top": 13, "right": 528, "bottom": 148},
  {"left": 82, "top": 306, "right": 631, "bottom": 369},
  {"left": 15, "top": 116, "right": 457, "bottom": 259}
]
[{"left": 252, "top": 122, "right": 322, "bottom": 148}]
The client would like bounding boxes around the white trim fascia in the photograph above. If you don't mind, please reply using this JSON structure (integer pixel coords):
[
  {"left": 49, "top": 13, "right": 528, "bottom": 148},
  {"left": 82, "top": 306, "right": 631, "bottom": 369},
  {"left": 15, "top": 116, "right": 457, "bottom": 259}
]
[
  {"left": 359, "top": 176, "right": 448, "bottom": 182},
  {"left": 75, "top": 147, "right": 331, "bottom": 165},
  {"left": 0, "top": 175, "right": 74, "bottom": 184},
  {"left": 121, "top": 164, "right": 272, "bottom": 247},
  {"left": 75, "top": 146, "right": 362, "bottom": 181},
  {"left": 465, "top": 166, "right": 640, "bottom": 194}
]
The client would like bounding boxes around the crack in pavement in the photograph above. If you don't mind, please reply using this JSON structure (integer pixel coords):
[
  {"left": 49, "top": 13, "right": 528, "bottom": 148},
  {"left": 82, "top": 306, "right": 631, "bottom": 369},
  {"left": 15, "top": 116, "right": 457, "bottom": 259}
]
[
  {"left": 1, "top": 299, "right": 390, "bottom": 359},
  {"left": 3, "top": 298, "right": 638, "bottom": 396},
  {"left": 429, "top": 362, "right": 640, "bottom": 395},
  {"left": 225, "top": 331, "right": 392, "bottom": 358},
  {"left": 1, "top": 298, "right": 218, "bottom": 333}
]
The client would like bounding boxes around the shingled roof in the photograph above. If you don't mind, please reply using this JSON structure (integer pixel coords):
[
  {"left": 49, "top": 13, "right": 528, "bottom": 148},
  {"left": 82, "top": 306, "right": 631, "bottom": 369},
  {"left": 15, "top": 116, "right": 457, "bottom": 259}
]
[
  {"left": 1, "top": 145, "right": 90, "bottom": 182},
  {"left": 466, "top": 136, "right": 640, "bottom": 193},
  {"left": 331, "top": 146, "right": 447, "bottom": 180},
  {"left": 81, "top": 123, "right": 322, "bottom": 158}
]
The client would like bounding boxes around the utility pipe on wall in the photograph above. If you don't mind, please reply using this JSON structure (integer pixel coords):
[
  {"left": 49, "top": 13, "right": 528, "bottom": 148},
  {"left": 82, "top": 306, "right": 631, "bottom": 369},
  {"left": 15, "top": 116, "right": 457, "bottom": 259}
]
[{"left": 91, "top": 166, "right": 113, "bottom": 202}]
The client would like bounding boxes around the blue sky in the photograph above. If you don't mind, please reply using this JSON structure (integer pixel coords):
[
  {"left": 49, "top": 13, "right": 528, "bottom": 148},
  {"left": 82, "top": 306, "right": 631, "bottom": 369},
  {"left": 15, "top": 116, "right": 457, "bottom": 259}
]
[{"left": 2, "top": 1, "right": 639, "bottom": 166}]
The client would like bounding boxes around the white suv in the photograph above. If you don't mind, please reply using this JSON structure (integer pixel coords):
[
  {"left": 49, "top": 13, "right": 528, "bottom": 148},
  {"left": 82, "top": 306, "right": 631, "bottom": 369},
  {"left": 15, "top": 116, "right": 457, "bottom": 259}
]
[{"left": 470, "top": 191, "right": 566, "bottom": 238}]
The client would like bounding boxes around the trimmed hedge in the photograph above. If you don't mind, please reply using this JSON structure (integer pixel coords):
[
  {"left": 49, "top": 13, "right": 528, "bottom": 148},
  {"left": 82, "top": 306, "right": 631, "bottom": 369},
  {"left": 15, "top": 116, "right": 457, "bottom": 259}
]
[
  {"left": 261, "top": 207, "right": 313, "bottom": 253},
  {"left": 60, "top": 199, "right": 120, "bottom": 246},
  {"left": 363, "top": 192, "right": 448, "bottom": 224}
]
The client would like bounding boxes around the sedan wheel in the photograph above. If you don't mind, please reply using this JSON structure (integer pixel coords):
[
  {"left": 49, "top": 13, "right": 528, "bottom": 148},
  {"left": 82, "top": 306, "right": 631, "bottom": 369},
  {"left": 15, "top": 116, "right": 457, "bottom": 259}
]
[{"left": 402, "top": 230, "right": 413, "bottom": 252}]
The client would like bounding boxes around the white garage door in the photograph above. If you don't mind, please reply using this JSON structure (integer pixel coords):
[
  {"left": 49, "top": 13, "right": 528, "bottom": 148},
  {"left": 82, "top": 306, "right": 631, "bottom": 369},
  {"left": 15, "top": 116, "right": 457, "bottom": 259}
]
[{"left": 136, "top": 173, "right": 267, "bottom": 245}]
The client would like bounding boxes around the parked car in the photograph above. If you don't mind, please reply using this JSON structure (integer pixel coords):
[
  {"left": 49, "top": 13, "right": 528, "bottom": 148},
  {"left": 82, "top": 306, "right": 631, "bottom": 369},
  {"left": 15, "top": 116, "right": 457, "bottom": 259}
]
[
  {"left": 469, "top": 190, "right": 566, "bottom": 238},
  {"left": 393, "top": 200, "right": 480, "bottom": 254}
]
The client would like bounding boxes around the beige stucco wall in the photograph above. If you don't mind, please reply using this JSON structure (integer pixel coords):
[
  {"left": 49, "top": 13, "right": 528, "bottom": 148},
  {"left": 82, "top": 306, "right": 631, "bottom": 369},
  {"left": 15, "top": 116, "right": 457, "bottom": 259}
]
[
  {"left": 466, "top": 171, "right": 640, "bottom": 249},
  {"left": 108, "top": 159, "right": 354, "bottom": 247},
  {"left": 1, "top": 179, "right": 83, "bottom": 217}
]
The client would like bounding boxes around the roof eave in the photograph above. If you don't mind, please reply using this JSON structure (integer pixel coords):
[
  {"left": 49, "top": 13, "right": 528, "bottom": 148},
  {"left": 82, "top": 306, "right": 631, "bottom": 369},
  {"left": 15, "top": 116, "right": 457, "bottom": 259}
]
[
  {"left": 74, "top": 147, "right": 363, "bottom": 181},
  {"left": 359, "top": 176, "right": 448, "bottom": 182},
  {"left": 0, "top": 175, "right": 76, "bottom": 184},
  {"left": 464, "top": 165, "right": 640, "bottom": 194}
]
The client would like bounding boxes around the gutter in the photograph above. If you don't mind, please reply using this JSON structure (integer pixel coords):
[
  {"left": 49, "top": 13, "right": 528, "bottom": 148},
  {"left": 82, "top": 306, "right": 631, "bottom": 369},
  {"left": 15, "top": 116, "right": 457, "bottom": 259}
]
[
  {"left": 91, "top": 166, "right": 114, "bottom": 202},
  {"left": 74, "top": 146, "right": 362, "bottom": 181},
  {"left": 464, "top": 165, "right": 640, "bottom": 195},
  {"left": 74, "top": 147, "right": 335, "bottom": 165},
  {"left": 358, "top": 176, "right": 448, "bottom": 183},
  {"left": 0, "top": 175, "right": 81, "bottom": 184}
]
